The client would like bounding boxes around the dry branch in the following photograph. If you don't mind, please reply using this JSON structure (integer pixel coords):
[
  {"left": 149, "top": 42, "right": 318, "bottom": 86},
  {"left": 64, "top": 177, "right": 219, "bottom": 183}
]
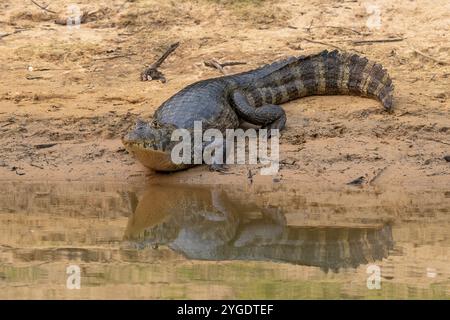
[
  {"left": 93, "top": 53, "right": 137, "bottom": 61},
  {"left": 307, "top": 25, "right": 363, "bottom": 35},
  {"left": 141, "top": 42, "right": 180, "bottom": 82},
  {"left": 353, "top": 38, "right": 404, "bottom": 45},
  {"left": 424, "top": 137, "right": 450, "bottom": 146},
  {"left": 30, "top": 0, "right": 57, "bottom": 14},
  {"left": 0, "top": 29, "right": 25, "bottom": 39},
  {"left": 412, "top": 48, "right": 449, "bottom": 65},
  {"left": 205, "top": 59, "right": 225, "bottom": 74},
  {"left": 204, "top": 59, "right": 247, "bottom": 75},
  {"left": 300, "top": 37, "right": 345, "bottom": 51},
  {"left": 220, "top": 61, "right": 247, "bottom": 67},
  {"left": 369, "top": 166, "right": 388, "bottom": 185}
]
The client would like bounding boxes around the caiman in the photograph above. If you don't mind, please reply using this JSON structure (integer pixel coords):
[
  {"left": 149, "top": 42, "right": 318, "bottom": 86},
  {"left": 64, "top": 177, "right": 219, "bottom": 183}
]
[
  {"left": 122, "top": 50, "right": 394, "bottom": 171},
  {"left": 123, "top": 184, "right": 394, "bottom": 272}
]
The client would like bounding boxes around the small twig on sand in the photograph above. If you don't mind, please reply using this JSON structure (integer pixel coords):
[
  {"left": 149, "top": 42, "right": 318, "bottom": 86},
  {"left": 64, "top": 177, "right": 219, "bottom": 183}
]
[
  {"left": 307, "top": 25, "right": 363, "bottom": 35},
  {"left": 424, "top": 137, "right": 450, "bottom": 146},
  {"left": 141, "top": 42, "right": 180, "bottom": 82},
  {"left": 26, "top": 75, "right": 44, "bottom": 80},
  {"left": 352, "top": 37, "right": 404, "bottom": 45},
  {"left": 93, "top": 53, "right": 137, "bottom": 60},
  {"left": 369, "top": 166, "right": 388, "bottom": 185},
  {"left": 30, "top": 0, "right": 57, "bottom": 14},
  {"left": 412, "top": 48, "right": 449, "bottom": 65},
  {"left": 247, "top": 169, "right": 254, "bottom": 184},
  {"left": 220, "top": 61, "right": 247, "bottom": 67},
  {"left": 205, "top": 59, "right": 225, "bottom": 74},
  {"left": 35, "top": 143, "right": 57, "bottom": 149},
  {"left": 30, "top": 163, "right": 44, "bottom": 169},
  {"left": 305, "top": 19, "right": 314, "bottom": 33},
  {"left": 0, "top": 29, "right": 26, "bottom": 39},
  {"left": 300, "top": 37, "right": 345, "bottom": 51},
  {"left": 347, "top": 176, "right": 366, "bottom": 186},
  {"left": 149, "top": 42, "right": 180, "bottom": 69},
  {"left": 1, "top": 120, "right": 15, "bottom": 128},
  {"left": 117, "top": 0, "right": 132, "bottom": 12},
  {"left": 204, "top": 59, "right": 247, "bottom": 75}
]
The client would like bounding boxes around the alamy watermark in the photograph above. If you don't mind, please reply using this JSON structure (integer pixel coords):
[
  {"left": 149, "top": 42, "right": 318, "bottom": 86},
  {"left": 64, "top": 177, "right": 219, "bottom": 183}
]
[
  {"left": 170, "top": 121, "right": 280, "bottom": 175},
  {"left": 365, "top": 3, "right": 382, "bottom": 30},
  {"left": 366, "top": 264, "right": 381, "bottom": 290},
  {"left": 66, "top": 264, "right": 81, "bottom": 289},
  {"left": 66, "top": 4, "right": 82, "bottom": 30}
]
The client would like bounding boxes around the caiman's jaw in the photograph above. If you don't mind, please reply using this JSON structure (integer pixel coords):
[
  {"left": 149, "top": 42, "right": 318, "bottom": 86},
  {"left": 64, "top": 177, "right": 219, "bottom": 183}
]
[{"left": 122, "top": 120, "right": 191, "bottom": 172}]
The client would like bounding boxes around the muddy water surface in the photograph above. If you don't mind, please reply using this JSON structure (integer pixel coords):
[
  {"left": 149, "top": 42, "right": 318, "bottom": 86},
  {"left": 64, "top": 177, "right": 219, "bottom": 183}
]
[{"left": 0, "top": 181, "right": 449, "bottom": 299}]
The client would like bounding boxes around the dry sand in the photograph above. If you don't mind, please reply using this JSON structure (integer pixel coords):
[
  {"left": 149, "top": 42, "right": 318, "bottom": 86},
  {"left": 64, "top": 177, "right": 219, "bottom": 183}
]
[{"left": 0, "top": 0, "right": 449, "bottom": 190}]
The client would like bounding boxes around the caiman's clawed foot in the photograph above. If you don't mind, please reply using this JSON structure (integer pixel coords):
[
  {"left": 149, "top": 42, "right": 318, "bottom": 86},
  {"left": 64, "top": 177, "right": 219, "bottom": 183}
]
[
  {"left": 262, "top": 113, "right": 287, "bottom": 137},
  {"left": 209, "top": 163, "right": 229, "bottom": 173}
]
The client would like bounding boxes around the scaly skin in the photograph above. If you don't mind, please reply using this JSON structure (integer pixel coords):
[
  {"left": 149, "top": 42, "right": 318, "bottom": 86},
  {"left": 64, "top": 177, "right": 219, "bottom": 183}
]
[
  {"left": 124, "top": 185, "right": 394, "bottom": 271},
  {"left": 122, "top": 50, "right": 394, "bottom": 171}
]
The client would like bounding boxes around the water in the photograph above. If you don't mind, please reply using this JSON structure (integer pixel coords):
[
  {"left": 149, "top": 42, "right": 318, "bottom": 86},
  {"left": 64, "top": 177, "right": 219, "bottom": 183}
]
[{"left": 0, "top": 181, "right": 449, "bottom": 299}]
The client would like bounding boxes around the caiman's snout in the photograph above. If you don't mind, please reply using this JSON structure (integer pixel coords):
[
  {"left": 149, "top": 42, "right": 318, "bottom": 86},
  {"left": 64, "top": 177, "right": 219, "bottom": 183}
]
[
  {"left": 121, "top": 131, "right": 140, "bottom": 146},
  {"left": 122, "top": 119, "right": 191, "bottom": 172},
  {"left": 122, "top": 119, "right": 154, "bottom": 146}
]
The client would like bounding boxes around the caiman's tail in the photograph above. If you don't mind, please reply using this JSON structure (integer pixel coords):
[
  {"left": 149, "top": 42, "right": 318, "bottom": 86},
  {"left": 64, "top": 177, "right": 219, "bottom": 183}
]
[{"left": 246, "top": 50, "right": 394, "bottom": 110}]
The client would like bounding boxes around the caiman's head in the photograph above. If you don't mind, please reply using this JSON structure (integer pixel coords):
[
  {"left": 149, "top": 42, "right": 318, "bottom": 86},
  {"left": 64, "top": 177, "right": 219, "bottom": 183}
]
[{"left": 122, "top": 119, "right": 189, "bottom": 171}]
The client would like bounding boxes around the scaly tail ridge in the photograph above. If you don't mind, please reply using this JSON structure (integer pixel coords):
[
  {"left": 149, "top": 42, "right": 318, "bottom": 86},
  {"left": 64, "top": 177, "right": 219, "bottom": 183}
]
[{"left": 247, "top": 50, "right": 394, "bottom": 110}]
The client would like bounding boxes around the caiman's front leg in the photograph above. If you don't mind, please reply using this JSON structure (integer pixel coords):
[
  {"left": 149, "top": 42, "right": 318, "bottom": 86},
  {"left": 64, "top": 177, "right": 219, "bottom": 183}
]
[
  {"left": 203, "top": 139, "right": 229, "bottom": 172},
  {"left": 231, "top": 91, "right": 287, "bottom": 132},
  {"left": 207, "top": 90, "right": 286, "bottom": 172}
]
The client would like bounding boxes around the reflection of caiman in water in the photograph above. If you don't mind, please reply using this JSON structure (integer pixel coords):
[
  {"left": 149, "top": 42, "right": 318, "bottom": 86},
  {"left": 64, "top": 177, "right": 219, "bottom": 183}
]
[{"left": 123, "top": 185, "right": 394, "bottom": 272}]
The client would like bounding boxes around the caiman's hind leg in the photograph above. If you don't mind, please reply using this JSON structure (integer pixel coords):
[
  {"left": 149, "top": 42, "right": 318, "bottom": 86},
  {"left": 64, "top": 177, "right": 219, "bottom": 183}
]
[{"left": 231, "top": 91, "right": 286, "bottom": 132}]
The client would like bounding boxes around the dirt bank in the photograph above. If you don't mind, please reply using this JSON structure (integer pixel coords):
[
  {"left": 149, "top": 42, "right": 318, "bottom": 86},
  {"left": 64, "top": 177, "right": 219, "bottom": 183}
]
[{"left": 0, "top": 0, "right": 449, "bottom": 189}]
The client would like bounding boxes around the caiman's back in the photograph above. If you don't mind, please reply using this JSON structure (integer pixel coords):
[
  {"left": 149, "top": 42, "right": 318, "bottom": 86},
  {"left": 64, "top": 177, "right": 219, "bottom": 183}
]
[
  {"left": 153, "top": 78, "right": 239, "bottom": 130},
  {"left": 151, "top": 56, "right": 300, "bottom": 130}
]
